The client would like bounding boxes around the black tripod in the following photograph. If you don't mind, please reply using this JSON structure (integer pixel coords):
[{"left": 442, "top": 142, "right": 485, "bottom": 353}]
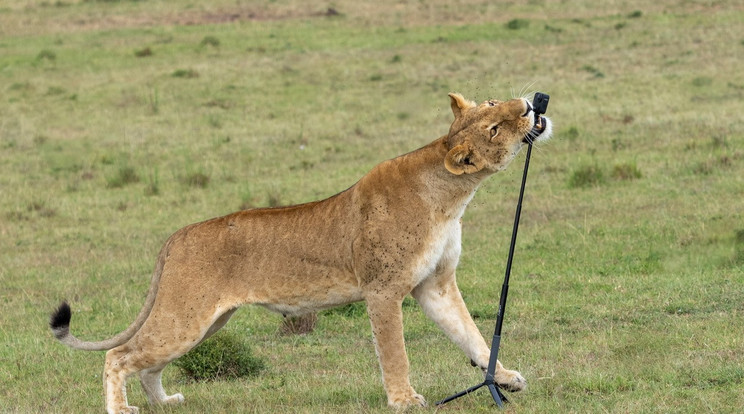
[{"left": 436, "top": 93, "right": 549, "bottom": 408}]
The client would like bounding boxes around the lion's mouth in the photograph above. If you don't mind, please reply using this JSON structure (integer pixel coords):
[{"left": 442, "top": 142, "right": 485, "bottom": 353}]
[{"left": 523, "top": 115, "right": 548, "bottom": 144}]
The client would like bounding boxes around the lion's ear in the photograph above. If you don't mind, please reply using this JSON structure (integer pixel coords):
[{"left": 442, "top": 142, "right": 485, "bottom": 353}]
[
  {"left": 444, "top": 143, "right": 485, "bottom": 175},
  {"left": 448, "top": 93, "right": 475, "bottom": 119}
]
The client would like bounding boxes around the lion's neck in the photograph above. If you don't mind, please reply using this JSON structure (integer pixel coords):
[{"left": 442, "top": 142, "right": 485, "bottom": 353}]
[{"left": 397, "top": 136, "right": 488, "bottom": 218}]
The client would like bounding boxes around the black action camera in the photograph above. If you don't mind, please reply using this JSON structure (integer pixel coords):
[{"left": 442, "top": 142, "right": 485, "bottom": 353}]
[{"left": 532, "top": 92, "right": 549, "bottom": 116}]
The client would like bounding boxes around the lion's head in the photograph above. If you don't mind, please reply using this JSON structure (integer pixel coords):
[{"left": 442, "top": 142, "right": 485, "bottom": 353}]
[{"left": 444, "top": 93, "right": 552, "bottom": 175}]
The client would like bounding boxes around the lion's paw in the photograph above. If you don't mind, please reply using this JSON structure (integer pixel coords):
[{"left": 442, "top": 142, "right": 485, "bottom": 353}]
[
  {"left": 496, "top": 368, "right": 527, "bottom": 392},
  {"left": 163, "top": 393, "right": 185, "bottom": 405},
  {"left": 387, "top": 390, "right": 427, "bottom": 409},
  {"left": 113, "top": 406, "right": 139, "bottom": 414}
]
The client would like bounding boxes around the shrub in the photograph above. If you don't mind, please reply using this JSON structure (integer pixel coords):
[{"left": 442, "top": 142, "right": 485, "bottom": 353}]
[
  {"left": 692, "top": 160, "right": 714, "bottom": 175},
  {"left": 692, "top": 76, "right": 712, "bottom": 87},
  {"left": 144, "top": 169, "right": 160, "bottom": 196},
  {"left": 27, "top": 201, "right": 56, "bottom": 218},
  {"left": 569, "top": 164, "right": 605, "bottom": 188},
  {"left": 183, "top": 171, "right": 210, "bottom": 188},
  {"left": 564, "top": 126, "right": 580, "bottom": 141},
  {"left": 611, "top": 163, "right": 642, "bottom": 181},
  {"left": 107, "top": 166, "right": 140, "bottom": 188},
  {"left": 734, "top": 229, "right": 744, "bottom": 265},
  {"left": 200, "top": 36, "right": 220, "bottom": 48},
  {"left": 266, "top": 189, "right": 283, "bottom": 207},
  {"left": 280, "top": 313, "right": 318, "bottom": 335},
  {"left": 505, "top": 19, "right": 530, "bottom": 30},
  {"left": 582, "top": 65, "right": 605, "bottom": 78},
  {"left": 134, "top": 47, "right": 152, "bottom": 57},
  {"left": 174, "top": 331, "right": 265, "bottom": 382},
  {"left": 36, "top": 49, "right": 56, "bottom": 61},
  {"left": 172, "top": 69, "right": 199, "bottom": 78}
]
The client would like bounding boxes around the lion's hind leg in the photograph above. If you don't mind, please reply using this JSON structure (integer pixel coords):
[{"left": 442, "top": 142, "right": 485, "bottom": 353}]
[
  {"left": 104, "top": 340, "right": 186, "bottom": 413},
  {"left": 134, "top": 310, "right": 236, "bottom": 409},
  {"left": 104, "top": 345, "right": 144, "bottom": 414},
  {"left": 103, "top": 305, "right": 237, "bottom": 413},
  {"left": 140, "top": 365, "right": 185, "bottom": 406}
]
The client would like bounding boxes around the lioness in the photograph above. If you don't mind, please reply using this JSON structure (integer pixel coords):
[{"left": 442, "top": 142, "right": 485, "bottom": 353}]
[{"left": 50, "top": 93, "right": 552, "bottom": 413}]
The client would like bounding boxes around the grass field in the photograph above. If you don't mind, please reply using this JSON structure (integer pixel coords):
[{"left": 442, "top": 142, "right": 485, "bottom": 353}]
[{"left": 1, "top": 0, "right": 743, "bottom": 412}]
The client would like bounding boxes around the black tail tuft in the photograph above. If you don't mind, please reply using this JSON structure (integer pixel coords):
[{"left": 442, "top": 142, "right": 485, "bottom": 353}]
[{"left": 50, "top": 302, "right": 72, "bottom": 330}]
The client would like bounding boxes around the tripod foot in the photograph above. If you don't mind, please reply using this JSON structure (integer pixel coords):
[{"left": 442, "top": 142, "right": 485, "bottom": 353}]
[
  {"left": 435, "top": 381, "right": 512, "bottom": 408},
  {"left": 487, "top": 383, "right": 509, "bottom": 407}
]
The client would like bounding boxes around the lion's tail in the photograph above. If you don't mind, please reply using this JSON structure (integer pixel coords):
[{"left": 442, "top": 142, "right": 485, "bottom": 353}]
[
  {"left": 49, "top": 298, "right": 150, "bottom": 351},
  {"left": 49, "top": 243, "right": 168, "bottom": 352}
]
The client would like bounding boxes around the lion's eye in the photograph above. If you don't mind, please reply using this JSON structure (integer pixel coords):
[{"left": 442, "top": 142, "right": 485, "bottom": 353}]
[
  {"left": 489, "top": 125, "right": 499, "bottom": 138},
  {"left": 487, "top": 101, "right": 496, "bottom": 107}
]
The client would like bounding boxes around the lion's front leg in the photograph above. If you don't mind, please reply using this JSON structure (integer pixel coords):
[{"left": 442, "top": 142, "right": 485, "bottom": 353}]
[
  {"left": 411, "top": 274, "right": 526, "bottom": 392},
  {"left": 365, "top": 296, "right": 427, "bottom": 408}
]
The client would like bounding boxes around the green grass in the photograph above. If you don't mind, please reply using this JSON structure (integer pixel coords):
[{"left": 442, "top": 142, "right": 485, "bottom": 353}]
[{"left": 1, "top": 0, "right": 744, "bottom": 413}]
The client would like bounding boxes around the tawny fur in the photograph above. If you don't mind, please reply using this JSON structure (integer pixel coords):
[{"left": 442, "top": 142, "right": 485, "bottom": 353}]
[{"left": 50, "top": 93, "right": 552, "bottom": 413}]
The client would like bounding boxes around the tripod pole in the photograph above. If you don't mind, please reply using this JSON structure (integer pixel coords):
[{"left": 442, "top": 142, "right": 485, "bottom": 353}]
[
  {"left": 436, "top": 142, "right": 533, "bottom": 407},
  {"left": 488, "top": 140, "right": 534, "bottom": 400}
]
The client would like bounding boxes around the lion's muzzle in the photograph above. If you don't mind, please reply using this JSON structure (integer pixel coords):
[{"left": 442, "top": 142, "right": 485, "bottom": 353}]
[{"left": 523, "top": 115, "right": 550, "bottom": 144}]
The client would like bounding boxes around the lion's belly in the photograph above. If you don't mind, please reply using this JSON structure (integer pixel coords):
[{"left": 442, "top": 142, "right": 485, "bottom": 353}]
[
  {"left": 248, "top": 262, "right": 364, "bottom": 316},
  {"left": 257, "top": 287, "right": 365, "bottom": 316}
]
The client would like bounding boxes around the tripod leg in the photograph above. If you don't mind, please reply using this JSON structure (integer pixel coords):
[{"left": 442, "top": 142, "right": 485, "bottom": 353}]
[
  {"left": 435, "top": 382, "right": 485, "bottom": 406},
  {"left": 487, "top": 383, "right": 509, "bottom": 407}
]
